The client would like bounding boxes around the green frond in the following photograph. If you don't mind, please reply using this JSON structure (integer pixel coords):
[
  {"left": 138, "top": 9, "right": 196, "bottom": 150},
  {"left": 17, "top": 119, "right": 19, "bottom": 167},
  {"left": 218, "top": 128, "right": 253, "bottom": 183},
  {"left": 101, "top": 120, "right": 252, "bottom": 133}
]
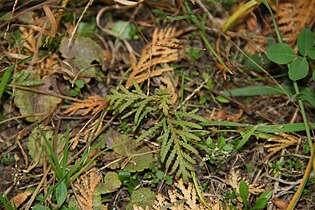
[
  {"left": 177, "top": 140, "right": 199, "bottom": 155},
  {"left": 181, "top": 151, "right": 196, "bottom": 164},
  {"left": 109, "top": 88, "right": 120, "bottom": 96},
  {"left": 177, "top": 162, "right": 192, "bottom": 181},
  {"left": 175, "top": 129, "right": 201, "bottom": 141},
  {"left": 118, "top": 99, "right": 135, "bottom": 113},
  {"left": 170, "top": 155, "right": 180, "bottom": 174},
  {"left": 122, "top": 108, "right": 137, "bottom": 119},
  {"left": 132, "top": 80, "right": 143, "bottom": 94},
  {"left": 134, "top": 107, "right": 155, "bottom": 131},
  {"left": 175, "top": 109, "right": 208, "bottom": 123},
  {"left": 106, "top": 84, "right": 206, "bottom": 182},
  {"left": 171, "top": 119, "right": 202, "bottom": 129},
  {"left": 118, "top": 84, "right": 130, "bottom": 94},
  {"left": 136, "top": 119, "right": 164, "bottom": 142},
  {"left": 165, "top": 148, "right": 176, "bottom": 171},
  {"left": 111, "top": 98, "right": 124, "bottom": 112},
  {"left": 134, "top": 99, "right": 150, "bottom": 124},
  {"left": 160, "top": 130, "right": 173, "bottom": 163}
]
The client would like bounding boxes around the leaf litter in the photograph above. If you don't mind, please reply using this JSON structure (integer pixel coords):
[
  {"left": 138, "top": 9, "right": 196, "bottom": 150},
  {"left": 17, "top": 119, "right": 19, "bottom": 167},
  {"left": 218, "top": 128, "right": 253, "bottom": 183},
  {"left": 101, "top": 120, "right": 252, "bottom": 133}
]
[{"left": 0, "top": 0, "right": 314, "bottom": 209}]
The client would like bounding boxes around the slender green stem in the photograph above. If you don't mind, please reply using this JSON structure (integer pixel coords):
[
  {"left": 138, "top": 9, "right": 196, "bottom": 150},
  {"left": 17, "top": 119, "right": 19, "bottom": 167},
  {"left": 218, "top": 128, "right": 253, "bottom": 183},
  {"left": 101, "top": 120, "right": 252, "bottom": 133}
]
[
  {"left": 191, "top": 172, "right": 212, "bottom": 209},
  {"left": 182, "top": 0, "right": 232, "bottom": 74},
  {"left": 293, "top": 81, "right": 312, "bottom": 148}
]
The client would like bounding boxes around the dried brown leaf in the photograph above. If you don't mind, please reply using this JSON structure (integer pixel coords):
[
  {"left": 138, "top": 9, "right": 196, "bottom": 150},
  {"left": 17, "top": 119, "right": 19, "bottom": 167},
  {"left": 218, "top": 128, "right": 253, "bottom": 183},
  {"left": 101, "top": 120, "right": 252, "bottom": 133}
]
[
  {"left": 64, "top": 95, "right": 107, "bottom": 116},
  {"left": 126, "top": 27, "right": 182, "bottom": 89},
  {"left": 272, "top": 198, "right": 288, "bottom": 210},
  {"left": 11, "top": 190, "right": 32, "bottom": 208}
]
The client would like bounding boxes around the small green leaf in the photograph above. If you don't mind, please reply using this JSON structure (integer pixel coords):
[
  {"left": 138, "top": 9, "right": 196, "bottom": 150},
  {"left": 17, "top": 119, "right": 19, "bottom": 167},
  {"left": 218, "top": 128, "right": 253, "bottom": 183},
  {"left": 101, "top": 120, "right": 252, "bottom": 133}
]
[
  {"left": 239, "top": 180, "right": 249, "bottom": 207},
  {"left": 186, "top": 47, "right": 201, "bottom": 60},
  {"left": 313, "top": 70, "right": 315, "bottom": 82},
  {"left": 155, "top": 170, "right": 165, "bottom": 179},
  {"left": 77, "top": 21, "right": 96, "bottom": 36},
  {"left": 32, "top": 204, "right": 47, "bottom": 210},
  {"left": 75, "top": 79, "right": 85, "bottom": 89},
  {"left": 252, "top": 190, "right": 272, "bottom": 210},
  {"left": 288, "top": 56, "right": 309, "bottom": 81},
  {"left": 96, "top": 172, "right": 122, "bottom": 194},
  {"left": 111, "top": 21, "right": 137, "bottom": 40},
  {"left": 131, "top": 188, "right": 156, "bottom": 209},
  {"left": 266, "top": 43, "right": 296, "bottom": 64},
  {"left": 306, "top": 48, "right": 315, "bottom": 60},
  {"left": 297, "top": 29, "right": 314, "bottom": 56},
  {"left": 55, "top": 181, "right": 67, "bottom": 207},
  {"left": 216, "top": 95, "right": 230, "bottom": 103},
  {"left": 217, "top": 136, "right": 226, "bottom": 149}
]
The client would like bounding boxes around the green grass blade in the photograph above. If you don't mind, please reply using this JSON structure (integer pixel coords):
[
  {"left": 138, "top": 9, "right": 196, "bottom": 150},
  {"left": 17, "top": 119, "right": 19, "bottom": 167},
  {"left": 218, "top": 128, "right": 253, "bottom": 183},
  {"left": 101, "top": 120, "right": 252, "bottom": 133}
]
[
  {"left": 0, "top": 64, "right": 15, "bottom": 100},
  {"left": 0, "top": 56, "right": 33, "bottom": 100},
  {"left": 201, "top": 121, "right": 315, "bottom": 133},
  {"left": 236, "top": 125, "right": 258, "bottom": 150}
]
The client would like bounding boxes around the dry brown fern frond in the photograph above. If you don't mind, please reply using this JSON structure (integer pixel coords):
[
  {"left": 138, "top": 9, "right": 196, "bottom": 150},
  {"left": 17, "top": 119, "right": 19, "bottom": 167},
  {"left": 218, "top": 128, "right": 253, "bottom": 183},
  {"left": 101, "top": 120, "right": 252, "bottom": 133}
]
[
  {"left": 263, "top": 133, "right": 300, "bottom": 162},
  {"left": 238, "top": 0, "right": 315, "bottom": 54},
  {"left": 75, "top": 169, "right": 102, "bottom": 210},
  {"left": 64, "top": 95, "right": 107, "bottom": 116},
  {"left": 126, "top": 27, "right": 182, "bottom": 89},
  {"left": 277, "top": 0, "right": 315, "bottom": 44},
  {"left": 226, "top": 170, "right": 265, "bottom": 195},
  {"left": 152, "top": 179, "right": 208, "bottom": 210}
]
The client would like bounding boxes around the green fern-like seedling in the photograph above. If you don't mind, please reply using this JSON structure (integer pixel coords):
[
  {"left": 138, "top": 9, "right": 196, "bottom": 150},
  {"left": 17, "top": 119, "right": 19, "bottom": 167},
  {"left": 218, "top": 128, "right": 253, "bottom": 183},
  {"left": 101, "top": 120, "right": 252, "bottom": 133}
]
[{"left": 106, "top": 83, "right": 206, "bottom": 181}]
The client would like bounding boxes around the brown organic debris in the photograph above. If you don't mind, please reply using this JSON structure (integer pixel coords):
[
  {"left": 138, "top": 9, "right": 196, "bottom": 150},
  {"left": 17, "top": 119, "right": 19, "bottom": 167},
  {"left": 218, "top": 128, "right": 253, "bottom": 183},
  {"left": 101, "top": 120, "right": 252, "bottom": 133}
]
[
  {"left": 263, "top": 133, "right": 300, "bottom": 162},
  {"left": 277, "top": 0, "right": 315, "bottom": 44},
  {"left": 152, "top": 179, "right": 209, "bottom": 210},
  {"left": 75, "top": 169, "right": 102, "bottom": 210},
  {"left": 11, "top": 190, "right": 32, "bottom": 208},
  {"left": 126, "top": 27, "right": 182, "bottom": 89},
  {"left": 226, "top": 170, "right": 265, "bottom": 195},
  {"left": 64, "top": 95, "right": 107, "bottom": 116}
]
